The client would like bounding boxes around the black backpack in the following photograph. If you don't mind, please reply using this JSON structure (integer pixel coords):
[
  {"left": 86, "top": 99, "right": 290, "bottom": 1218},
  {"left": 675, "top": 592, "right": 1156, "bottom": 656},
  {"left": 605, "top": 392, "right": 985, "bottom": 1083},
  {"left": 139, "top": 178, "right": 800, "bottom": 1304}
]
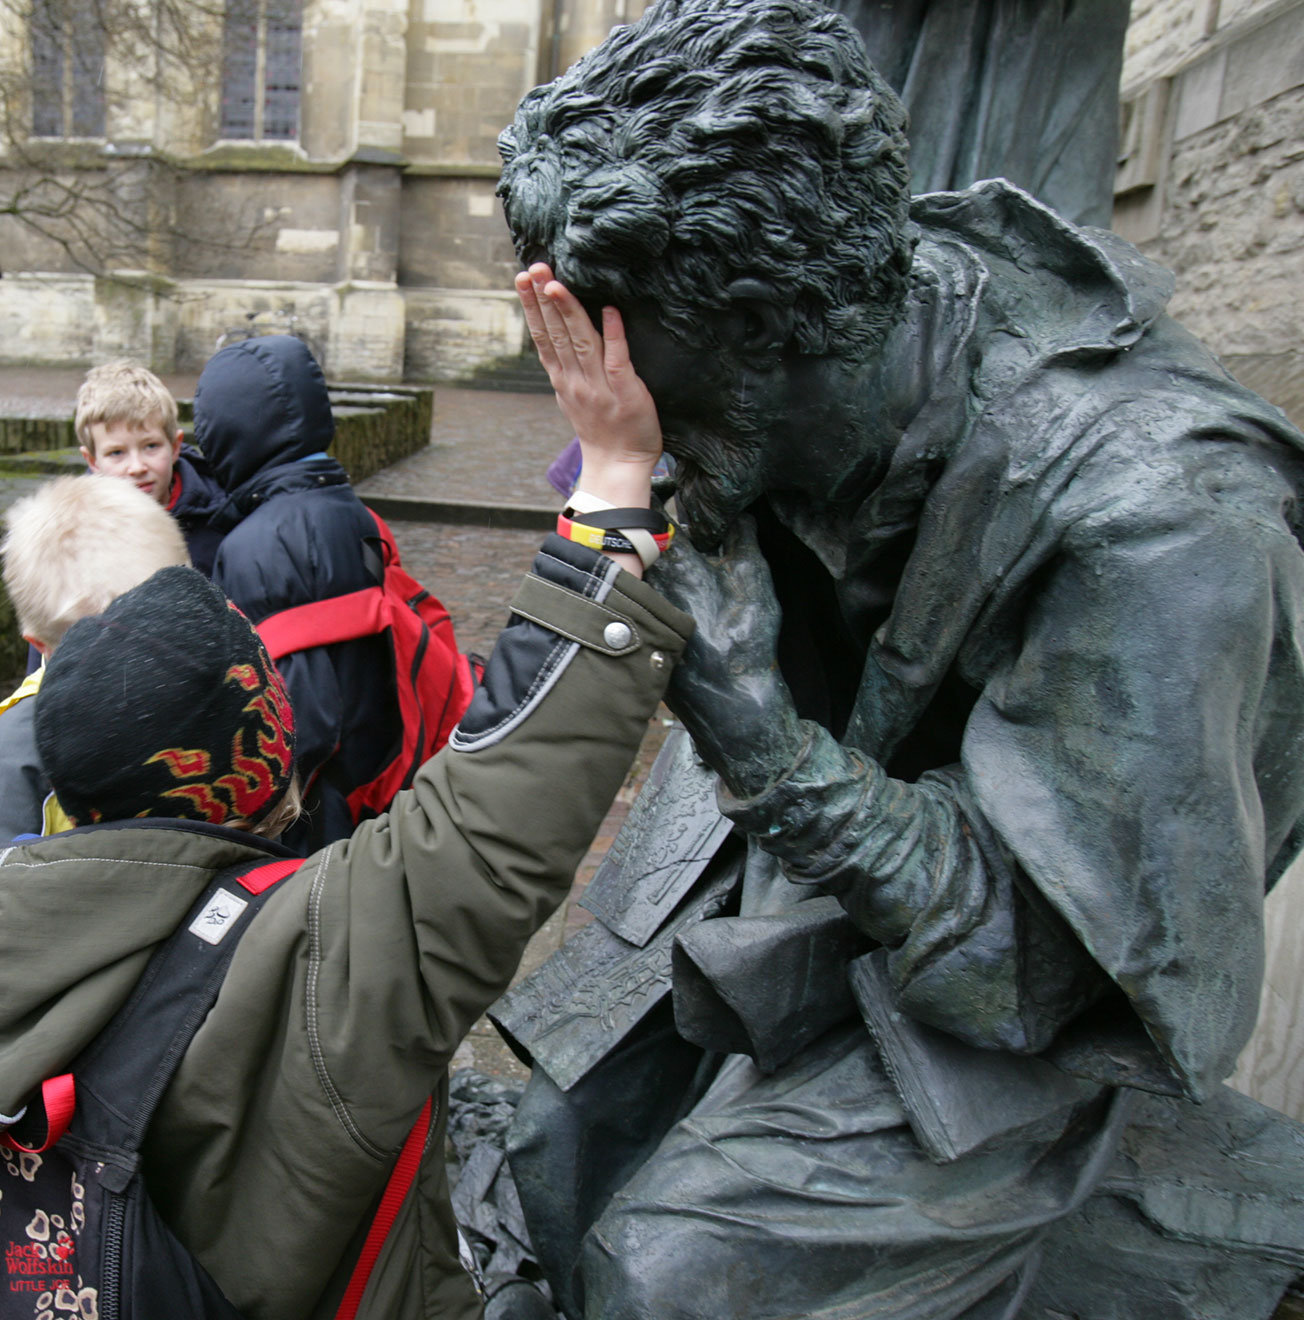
[{"left": 1, "top": 853, "right": 301, "bottom": 1319}]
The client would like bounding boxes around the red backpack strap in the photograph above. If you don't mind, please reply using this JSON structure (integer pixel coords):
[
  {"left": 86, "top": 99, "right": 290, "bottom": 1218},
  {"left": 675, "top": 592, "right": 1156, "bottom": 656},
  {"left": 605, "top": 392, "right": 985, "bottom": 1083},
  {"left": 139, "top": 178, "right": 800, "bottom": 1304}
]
[
  {"left": 235, "top": 856, "right": 302, "bottom": 895},
  {"left": 335, "top": 1097, "right": 434, "bottom": 1320},
  {"left": 254, "top": 510, "right": 423, "bottom": 663},
  {"left": 1, "top": 1073, "right": 76, "bottom": 1154},
  {"left": 256, "top": 588, "right": 387, "bottom": 660}
]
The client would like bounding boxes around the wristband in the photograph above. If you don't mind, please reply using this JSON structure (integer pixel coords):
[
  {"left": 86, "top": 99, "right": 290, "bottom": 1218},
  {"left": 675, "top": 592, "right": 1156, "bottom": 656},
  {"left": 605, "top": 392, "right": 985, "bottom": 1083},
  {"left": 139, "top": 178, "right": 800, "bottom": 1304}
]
[
  {"left": 561, "top": 506, "right": 669, "bottom": 532},
  {"left": 557, "top": 510, "right": 674, "bottom": 568}
]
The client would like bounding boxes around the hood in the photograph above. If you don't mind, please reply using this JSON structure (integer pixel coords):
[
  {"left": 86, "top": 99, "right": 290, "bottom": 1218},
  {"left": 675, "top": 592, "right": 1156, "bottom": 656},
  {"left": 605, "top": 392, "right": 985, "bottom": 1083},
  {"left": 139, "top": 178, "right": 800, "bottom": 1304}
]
[
  {"left": 0, "top": 820, "right": 283, "bottom": 1115},
  {"left": 193, "top": 336, "right": 335, "bottom": 492},
  {"left": 208, "top": 454, "right": 354, "bottom": 533}
]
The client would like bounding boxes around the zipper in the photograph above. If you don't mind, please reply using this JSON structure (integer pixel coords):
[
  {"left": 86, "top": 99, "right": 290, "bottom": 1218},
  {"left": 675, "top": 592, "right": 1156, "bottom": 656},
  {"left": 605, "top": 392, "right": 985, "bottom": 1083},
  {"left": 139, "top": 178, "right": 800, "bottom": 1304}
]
[{"left": 101, "top": 1190, "right": 126, "bottom": 1320}]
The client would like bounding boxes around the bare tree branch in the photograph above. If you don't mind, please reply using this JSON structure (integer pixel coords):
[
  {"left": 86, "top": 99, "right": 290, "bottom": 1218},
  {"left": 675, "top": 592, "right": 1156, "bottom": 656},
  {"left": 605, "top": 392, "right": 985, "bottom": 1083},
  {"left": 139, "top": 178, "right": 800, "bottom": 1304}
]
[{"left": 0, "top": 0, "right": 275, "bottom": 277}]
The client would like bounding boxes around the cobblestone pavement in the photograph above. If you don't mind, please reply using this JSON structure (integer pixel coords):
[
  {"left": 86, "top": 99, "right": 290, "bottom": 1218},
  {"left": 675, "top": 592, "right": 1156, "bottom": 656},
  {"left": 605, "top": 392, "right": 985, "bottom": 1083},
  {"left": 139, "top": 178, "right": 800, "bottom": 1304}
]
[{"left": 355, "top": 385, "right": 570, "bottom": 511}]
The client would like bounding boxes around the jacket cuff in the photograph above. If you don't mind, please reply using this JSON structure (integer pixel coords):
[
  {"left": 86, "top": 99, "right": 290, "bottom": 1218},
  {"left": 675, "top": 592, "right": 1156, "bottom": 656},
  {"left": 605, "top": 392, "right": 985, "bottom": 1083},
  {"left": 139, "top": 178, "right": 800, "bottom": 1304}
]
[{"left": 450, "top": 535, "right": 693, "bottom": 751}]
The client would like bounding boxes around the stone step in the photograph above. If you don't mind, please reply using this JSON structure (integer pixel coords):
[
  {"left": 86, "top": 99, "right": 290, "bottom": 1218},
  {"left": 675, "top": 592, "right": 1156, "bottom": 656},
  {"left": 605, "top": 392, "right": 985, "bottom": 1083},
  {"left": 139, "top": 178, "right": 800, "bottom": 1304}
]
[
  {"left": 461, "top": 354, "right": 554, "bottom": 395},
  {"left": 0, "top": 387, "right": 434, "bottom": 486},
  {"left": 0, "top": 415, "right": 76, "bottom": 455},
  {"left": 0, "top": 448, "right": 82, "bottom": 476},
  {"left": 362, "top": 493, "right": 553, "bottom": 531}
]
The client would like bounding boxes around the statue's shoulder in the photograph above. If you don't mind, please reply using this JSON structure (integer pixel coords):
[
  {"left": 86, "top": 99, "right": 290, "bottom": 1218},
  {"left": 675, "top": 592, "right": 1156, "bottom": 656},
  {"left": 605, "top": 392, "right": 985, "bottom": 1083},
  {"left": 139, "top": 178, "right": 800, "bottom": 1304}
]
[{"left": 911, "top": 180, "right": 1174, "bottom": 352}]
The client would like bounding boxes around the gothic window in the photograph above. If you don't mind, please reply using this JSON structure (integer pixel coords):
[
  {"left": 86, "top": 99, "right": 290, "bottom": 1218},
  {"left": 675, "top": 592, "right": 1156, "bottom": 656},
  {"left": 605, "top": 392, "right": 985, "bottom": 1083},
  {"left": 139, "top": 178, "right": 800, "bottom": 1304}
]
[
  {"left": 220, "top": 0, "right": 302, "bottom": 141},
  {"left": 30, "top": 0, "right": 106, "bottom": 138}
]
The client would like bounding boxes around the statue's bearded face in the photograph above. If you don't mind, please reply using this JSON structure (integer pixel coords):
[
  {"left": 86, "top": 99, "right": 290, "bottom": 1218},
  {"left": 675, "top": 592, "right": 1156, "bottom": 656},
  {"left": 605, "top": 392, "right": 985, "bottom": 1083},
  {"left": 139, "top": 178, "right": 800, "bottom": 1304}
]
[{"left": 619, "top": 302, "right": 773, "bottom": 551}]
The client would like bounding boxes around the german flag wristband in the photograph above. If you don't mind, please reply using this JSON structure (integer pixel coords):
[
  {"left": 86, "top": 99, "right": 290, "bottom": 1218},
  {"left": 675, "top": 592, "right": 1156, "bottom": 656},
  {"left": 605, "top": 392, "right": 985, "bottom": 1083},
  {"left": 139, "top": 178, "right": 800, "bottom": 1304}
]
[{"left": 557, "top": 506, "right": 674, "bottom": 569}]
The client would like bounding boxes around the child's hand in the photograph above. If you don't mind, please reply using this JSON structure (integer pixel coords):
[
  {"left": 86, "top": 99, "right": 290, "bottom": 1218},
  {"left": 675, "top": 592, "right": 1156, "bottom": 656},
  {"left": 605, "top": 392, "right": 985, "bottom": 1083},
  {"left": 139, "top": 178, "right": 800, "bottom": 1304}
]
[{"left": 515, "top": 263, "right": 662, "bottom": 512}]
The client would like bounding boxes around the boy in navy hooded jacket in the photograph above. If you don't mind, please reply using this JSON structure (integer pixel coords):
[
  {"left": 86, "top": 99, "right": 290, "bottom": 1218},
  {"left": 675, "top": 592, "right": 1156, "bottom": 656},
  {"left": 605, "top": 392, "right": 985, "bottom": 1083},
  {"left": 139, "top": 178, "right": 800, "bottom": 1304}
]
[{"left": 193, "top": 335, "right": 399, "bottom": 851}]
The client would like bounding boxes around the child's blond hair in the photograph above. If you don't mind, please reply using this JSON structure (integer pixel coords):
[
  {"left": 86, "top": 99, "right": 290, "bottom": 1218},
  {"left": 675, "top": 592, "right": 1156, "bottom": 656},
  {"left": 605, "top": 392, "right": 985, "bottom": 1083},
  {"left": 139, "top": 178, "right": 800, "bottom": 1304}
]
[
  {"left": 75, "top": 361, "right": 179, "bottom": 453},
  {"left": 2, "top": 475, "right": 190, "bottom": 649}
]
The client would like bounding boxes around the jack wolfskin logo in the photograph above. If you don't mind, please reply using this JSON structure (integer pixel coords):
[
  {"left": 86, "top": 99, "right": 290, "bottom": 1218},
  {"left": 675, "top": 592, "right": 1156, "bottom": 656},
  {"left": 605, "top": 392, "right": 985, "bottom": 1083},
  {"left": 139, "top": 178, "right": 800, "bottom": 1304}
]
[{"left": 188, "top": 888, "right": 249, "bottom": 945}]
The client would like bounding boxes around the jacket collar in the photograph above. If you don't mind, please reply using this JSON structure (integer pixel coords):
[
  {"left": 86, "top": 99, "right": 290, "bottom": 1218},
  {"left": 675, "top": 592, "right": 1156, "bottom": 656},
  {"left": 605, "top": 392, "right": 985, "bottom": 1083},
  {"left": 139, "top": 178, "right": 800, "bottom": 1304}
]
[{"left": 212, "top": 455, "right": 351, "bottom": 532}]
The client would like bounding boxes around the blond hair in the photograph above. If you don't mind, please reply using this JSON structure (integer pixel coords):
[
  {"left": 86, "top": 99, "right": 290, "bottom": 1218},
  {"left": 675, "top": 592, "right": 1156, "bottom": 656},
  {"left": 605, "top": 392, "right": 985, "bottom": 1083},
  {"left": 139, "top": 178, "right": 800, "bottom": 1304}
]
[
  {"left": 247, "top": 774, "right": 303, "bottom": 839},
  {"left": 75, "top": 361, "right": 179, "bottom": 453},
  {"left": 2, "top": 475, "right": 190, "bottom": 648}
]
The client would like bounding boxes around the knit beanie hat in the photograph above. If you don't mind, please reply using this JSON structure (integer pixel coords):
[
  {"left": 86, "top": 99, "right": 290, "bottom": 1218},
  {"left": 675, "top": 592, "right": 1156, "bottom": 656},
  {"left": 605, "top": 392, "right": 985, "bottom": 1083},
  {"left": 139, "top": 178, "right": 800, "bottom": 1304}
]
[{"left": 36, "top": 565, "right": 295, "bottom": 828}]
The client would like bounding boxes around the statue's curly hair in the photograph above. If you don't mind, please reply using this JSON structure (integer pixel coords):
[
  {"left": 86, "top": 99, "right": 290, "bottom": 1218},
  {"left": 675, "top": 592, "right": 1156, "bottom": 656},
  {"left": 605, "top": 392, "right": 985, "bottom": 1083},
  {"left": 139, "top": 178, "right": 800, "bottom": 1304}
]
[{"left": 498, "top": 0, "right": 915, "bottom": 361}]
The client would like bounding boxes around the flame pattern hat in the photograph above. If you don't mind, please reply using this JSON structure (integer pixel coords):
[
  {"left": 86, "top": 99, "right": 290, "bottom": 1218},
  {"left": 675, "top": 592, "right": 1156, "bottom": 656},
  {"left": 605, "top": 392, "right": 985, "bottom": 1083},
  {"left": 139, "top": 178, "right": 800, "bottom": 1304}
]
[{"left": 36, "top": 566, "right": 295, "bottom": 828}]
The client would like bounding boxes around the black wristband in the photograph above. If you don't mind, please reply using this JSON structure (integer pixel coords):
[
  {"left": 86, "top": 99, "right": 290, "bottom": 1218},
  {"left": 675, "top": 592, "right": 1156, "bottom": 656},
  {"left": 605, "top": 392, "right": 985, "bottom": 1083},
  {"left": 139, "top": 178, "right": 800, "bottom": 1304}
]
[{"left": 561, "top": 505, "right": 669, "bottom": 533}]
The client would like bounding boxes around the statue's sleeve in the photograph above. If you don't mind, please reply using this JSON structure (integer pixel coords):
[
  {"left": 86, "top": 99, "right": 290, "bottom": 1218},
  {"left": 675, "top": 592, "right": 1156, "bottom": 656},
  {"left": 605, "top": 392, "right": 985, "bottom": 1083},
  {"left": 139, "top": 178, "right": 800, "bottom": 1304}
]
[
  {"left": 724, "top": 444, "right": 1304, "bottom": 1094},
  {"left": 722, "top": 737, "right": 1111, "bottom": 1056}
]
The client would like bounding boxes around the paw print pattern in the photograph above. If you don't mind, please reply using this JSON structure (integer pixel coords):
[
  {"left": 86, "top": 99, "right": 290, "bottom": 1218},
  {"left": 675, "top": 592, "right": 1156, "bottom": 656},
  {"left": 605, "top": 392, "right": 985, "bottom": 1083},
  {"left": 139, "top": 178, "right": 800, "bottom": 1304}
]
[
  {"left": 3, "top": 1151, "right": 96, "bottom": 1320},
  {"left": 4, "top": 1149, "right": 42, "bottom": 1181},
  {"left": 53, "top": 1282, "right": 80, "bottom": 1311}
]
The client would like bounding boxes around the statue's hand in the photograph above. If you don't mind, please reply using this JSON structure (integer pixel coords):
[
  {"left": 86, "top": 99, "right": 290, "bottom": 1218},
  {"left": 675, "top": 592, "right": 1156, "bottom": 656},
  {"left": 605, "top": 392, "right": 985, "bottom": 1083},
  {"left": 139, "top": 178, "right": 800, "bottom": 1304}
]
[{"left": 650, "top": 516, "right": 807, "bottom": 798}]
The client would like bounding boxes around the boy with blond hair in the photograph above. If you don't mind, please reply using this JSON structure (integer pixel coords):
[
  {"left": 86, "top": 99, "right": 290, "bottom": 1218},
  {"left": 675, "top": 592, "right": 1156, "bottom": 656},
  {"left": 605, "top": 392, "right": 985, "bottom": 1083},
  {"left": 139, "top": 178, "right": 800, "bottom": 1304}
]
[
  {"left": 76, "top": 360, "right": 224, "bottom": 574},
  {"left": 0, "top": 474, "right": 189, "bottom": 839}
]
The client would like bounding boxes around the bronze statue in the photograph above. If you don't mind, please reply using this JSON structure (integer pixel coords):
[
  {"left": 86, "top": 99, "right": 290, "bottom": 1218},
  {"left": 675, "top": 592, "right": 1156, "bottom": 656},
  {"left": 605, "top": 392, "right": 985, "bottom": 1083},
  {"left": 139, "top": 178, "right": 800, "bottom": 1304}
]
[
  {"left": 493, "top": 1, "right": 1304, "bottom": 1315},
  {"left": 828, "top": 0, "right": 1130, "bottom": 226}
]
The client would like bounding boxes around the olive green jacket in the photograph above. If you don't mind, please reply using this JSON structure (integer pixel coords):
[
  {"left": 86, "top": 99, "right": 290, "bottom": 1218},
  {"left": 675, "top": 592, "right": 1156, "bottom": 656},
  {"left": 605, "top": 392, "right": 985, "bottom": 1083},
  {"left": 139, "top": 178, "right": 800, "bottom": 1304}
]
[{"left": 0, "top": 539, "right": 693, "bottom": 1319}]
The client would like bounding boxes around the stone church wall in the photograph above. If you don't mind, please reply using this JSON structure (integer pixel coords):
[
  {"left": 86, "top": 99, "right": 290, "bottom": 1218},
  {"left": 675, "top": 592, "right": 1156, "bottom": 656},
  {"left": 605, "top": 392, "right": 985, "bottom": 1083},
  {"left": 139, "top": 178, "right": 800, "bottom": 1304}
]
[
  {"left": 1, "top": 0, "right": 1302, "bottom": 404},
  {"left": 1115, "top": 0, "right": 1304, "bottom": 429}
]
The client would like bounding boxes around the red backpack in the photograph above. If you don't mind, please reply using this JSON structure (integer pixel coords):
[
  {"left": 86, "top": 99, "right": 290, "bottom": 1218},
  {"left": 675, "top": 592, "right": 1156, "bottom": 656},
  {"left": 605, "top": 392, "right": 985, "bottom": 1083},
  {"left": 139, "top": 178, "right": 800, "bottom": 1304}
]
[{"left": 255, "top": 510, "right": 481, "bottom": 823}]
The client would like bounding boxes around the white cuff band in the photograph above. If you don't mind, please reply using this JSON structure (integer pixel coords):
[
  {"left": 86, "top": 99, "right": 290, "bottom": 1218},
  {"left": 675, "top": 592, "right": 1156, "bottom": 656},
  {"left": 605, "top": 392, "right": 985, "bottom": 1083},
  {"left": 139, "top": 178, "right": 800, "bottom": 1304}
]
[{"left": 565, "top": 489, "right": 617, "bottom": 515}]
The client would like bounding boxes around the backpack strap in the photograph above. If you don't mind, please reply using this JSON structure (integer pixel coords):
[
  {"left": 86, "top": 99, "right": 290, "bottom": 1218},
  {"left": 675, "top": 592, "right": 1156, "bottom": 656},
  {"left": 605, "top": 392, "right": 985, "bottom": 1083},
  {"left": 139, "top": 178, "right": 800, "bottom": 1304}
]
[
  {"left": 334, "top": 1096, "right": 435, "bottom": 1320},
  {"left": 235, "top": 856, "right": 301, "bottom": 894},
  {"left": 1, "top": 1073, "right": 75, "bottom": 1154},
  {"left": 253, "top": 509, "right": 400, "bottom": 661},
  {"left": 66, "top": 854, "right": 301, "bottom": 1154},
  {"left": 256, "top": 587, "right": 387, "bottom": 659}
]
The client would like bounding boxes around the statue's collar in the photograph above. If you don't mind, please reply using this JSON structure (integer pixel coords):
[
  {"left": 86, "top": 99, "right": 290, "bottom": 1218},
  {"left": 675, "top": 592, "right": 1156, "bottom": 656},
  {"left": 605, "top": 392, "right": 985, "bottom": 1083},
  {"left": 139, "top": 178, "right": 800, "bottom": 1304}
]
[
  {"left": 767, "top": 232, "right": 986, "bottom": 580},
  {"left": 911, "top": 179, "right": 1174, "bottom": 351}
]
